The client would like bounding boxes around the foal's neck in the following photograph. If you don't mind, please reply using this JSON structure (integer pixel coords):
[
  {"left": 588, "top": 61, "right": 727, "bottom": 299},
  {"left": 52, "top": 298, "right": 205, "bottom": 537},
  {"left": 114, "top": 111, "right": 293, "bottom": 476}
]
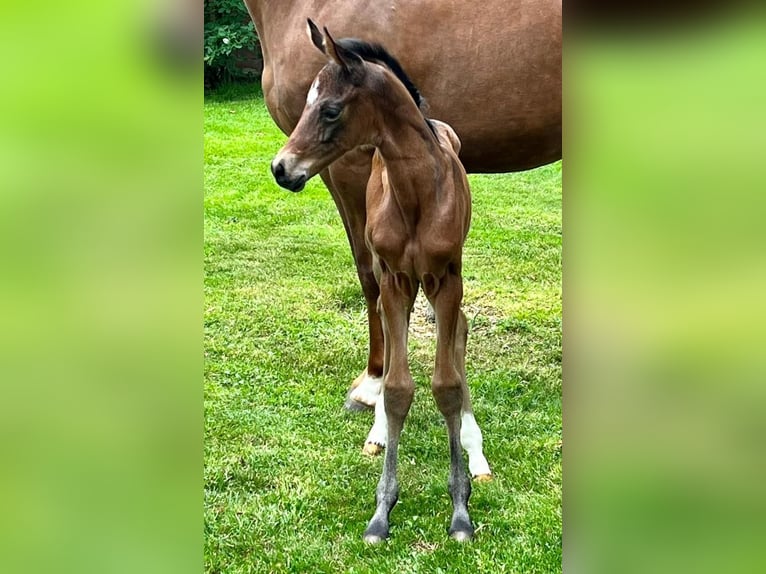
[{"left": 374, "top": 100, "right": 446, "bottom": 219}]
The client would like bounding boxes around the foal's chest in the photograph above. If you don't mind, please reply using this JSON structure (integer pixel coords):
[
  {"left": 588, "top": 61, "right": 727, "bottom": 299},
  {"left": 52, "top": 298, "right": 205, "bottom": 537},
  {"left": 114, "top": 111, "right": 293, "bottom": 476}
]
[{"left": 364, "top": 164, "right": 466, "bottom": 277}]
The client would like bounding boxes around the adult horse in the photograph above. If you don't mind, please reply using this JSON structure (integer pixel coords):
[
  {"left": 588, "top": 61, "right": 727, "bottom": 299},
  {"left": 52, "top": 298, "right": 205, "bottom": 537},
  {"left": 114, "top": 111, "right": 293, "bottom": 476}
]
[{"left": 244, "top": 0, "right": 561, "bottom": 421}]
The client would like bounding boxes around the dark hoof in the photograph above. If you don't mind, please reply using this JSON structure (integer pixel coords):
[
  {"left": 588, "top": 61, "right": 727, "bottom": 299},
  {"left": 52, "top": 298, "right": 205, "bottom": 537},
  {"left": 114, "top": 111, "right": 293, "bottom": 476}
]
[
  {"left": 362, "top": 442, "right": 384, "bottom": 456},
  {"left": 363, "top": 521, "right": 389, "bottom": 544},
  {"left": 363, "top": 533, "right": 386, "bottom": 544},
  {"left": 448, "top": 518, "right": 474, "bottom": 542},
  {"left": 450, "top": 530, "right": 473, "bottom": 542},
  {"left": 344, "top": 387, "right": 374, "bottom": 412}
]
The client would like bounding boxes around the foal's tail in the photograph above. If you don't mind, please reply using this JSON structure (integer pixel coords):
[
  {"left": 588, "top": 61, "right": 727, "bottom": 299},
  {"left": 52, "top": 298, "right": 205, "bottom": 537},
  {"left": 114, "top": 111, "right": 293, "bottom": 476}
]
[{"left": 429, "top": 119, "right": 462, "bottom": 155}]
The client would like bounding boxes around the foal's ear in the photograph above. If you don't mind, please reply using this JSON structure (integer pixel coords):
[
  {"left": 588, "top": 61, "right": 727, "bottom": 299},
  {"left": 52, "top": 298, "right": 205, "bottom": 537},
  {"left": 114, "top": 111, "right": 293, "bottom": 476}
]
[
  {"left": 306, "top": 19, "right": 325, "bottom": 54},
  {"left": 323, "top": 27, "right": 363, "bottom": 75}
]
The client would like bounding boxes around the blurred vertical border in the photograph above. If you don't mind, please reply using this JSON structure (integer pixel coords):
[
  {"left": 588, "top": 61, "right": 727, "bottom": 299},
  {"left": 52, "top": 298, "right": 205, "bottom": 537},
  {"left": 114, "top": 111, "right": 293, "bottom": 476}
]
[
  {"left": 0, "top": 1, "right": 201, "bottom": 573},
  {"left": 565, "top": 2, "right": 766, "bottom": 573}
]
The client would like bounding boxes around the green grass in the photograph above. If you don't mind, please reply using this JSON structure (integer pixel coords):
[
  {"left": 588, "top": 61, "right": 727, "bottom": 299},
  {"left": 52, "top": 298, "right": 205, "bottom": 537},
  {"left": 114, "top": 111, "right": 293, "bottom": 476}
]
[{"left": 204, "top": 83, "right": 561, "bottom": 573}]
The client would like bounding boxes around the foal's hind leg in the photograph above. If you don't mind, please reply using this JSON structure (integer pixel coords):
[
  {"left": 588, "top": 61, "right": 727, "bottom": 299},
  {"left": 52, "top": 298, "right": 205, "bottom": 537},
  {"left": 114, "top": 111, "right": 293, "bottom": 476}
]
[
  {"left": 428, "top": 272, "right": 474, "bottom": 541},
  {"left": 454, "top": 311, "right": 492, "bottom": 481},
  {"left": 363, "top": 271, "right": 416, "bottom": 543}
]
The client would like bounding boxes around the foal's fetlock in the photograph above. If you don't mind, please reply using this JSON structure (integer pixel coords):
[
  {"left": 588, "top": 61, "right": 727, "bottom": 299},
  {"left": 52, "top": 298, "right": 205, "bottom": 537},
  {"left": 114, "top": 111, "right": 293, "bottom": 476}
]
[
  {"left": 448, "top": 484, "right": 474, "bottom": 541},
  {"left": 364, "top": 491, "right": 398, "bottom": 543}
]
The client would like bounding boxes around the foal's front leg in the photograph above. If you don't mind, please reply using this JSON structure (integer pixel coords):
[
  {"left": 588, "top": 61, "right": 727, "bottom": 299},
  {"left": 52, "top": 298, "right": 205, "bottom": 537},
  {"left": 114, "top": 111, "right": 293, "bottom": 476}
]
[
  {"left": 429, "top": 271, "right": 474, "bottom": 541},
  {"left": 363, "top": 271, "right": 415, "bottom": 543}
]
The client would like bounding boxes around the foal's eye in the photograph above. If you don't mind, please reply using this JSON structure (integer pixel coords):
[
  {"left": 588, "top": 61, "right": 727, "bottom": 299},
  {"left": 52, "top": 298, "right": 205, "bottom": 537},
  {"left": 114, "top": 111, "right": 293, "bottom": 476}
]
[{"left": 322, "top": 107, "right": 342, "bottom": 122}]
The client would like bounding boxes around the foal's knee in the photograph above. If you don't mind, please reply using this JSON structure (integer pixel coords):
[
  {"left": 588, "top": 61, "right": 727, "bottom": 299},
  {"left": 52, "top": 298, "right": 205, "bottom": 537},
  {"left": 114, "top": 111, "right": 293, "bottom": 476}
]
[
  {"left": 384, "top": 378, "right": 414, "bottom": 420},
  {"left": 432, "top": 371, "right": 463, "bottom": 418}
]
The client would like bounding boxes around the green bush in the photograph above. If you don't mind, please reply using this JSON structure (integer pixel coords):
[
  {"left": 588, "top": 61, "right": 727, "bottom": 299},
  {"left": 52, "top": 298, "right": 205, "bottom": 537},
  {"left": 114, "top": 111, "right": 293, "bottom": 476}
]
[{"left": 204, "top": 0, "right": 260, "bottom": 85}]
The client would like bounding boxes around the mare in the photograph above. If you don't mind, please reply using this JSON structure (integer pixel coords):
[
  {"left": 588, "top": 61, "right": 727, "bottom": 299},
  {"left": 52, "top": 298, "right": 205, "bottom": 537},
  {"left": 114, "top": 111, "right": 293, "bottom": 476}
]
[
  {"left": 272, "top": 20, "right": 490, "bottom": 543},
  {"left": 244, "top": 0, "right": 561, "bottom": 430}
]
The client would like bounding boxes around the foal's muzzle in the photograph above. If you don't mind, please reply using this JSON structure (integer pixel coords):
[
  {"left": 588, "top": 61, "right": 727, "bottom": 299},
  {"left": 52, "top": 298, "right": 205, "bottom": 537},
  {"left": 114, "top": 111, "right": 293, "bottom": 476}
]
[{"left": 271, "top": 156, "right": 307, "bottom": 193}]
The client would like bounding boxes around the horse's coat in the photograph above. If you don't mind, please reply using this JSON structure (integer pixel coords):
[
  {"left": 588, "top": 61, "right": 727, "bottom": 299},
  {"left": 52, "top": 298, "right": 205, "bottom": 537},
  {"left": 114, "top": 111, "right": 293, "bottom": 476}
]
[
  {"left": 246, "top": 0, "right": 561, "bottom": 427},
  {"left": 271, "top": 22, "right": 491, "bottom": 542}
]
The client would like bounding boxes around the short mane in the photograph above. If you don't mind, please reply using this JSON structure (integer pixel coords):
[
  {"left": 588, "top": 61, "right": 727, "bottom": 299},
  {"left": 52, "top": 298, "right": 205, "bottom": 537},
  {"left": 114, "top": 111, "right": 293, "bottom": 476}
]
[{"left": 337, "top": 38, "right": 435, "bottom": 134}]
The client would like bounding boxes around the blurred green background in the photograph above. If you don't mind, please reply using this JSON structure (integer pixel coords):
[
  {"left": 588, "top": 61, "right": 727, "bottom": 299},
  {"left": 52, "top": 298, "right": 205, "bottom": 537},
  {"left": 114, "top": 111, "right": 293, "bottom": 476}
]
[
  {"left": 566, "top": 10, "right": 766, "bottom": 574},
  {"left": 0, "top": 2, "right": 201, "bottom": 573}
]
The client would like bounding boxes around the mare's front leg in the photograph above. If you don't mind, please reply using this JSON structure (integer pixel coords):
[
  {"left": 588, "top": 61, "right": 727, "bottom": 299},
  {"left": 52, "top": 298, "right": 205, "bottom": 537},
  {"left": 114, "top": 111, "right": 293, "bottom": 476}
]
[
  {"left": 319, "top": 151, "right": 385, "bottom": 412},
  {"left": 428, "top": 271, "right": 474, "bottom": 541},
  {"left": 362, "top": 266, "right": 390, "bottom": 456},
  {"left": 363, "top": 270, "right": 416, "bottom": 543}
]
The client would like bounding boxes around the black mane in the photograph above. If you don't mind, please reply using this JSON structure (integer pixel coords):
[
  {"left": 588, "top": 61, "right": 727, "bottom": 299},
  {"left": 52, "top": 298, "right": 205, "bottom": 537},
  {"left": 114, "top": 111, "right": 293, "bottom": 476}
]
[{"left": 337, "top": 38, "right": 428, "bottom": 115}]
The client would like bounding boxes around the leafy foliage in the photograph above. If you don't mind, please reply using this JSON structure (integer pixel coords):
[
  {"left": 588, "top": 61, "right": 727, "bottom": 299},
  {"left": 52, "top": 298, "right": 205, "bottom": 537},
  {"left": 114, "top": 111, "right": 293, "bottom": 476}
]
[{"left": 204, "top": 0, "right": 259, "bottom": 85}]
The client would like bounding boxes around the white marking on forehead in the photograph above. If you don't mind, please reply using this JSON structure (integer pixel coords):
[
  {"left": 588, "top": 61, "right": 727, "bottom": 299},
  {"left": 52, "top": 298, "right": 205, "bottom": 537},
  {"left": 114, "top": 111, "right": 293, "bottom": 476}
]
[{"left": 306, "top": 78, "right": 320, "bottom": 106}]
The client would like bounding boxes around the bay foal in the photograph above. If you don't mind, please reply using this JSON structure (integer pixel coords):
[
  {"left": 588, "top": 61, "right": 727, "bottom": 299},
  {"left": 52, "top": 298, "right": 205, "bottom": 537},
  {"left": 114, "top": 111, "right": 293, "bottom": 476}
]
[{"left": 271, "top": 21, "right": 491, "bottom": 542}]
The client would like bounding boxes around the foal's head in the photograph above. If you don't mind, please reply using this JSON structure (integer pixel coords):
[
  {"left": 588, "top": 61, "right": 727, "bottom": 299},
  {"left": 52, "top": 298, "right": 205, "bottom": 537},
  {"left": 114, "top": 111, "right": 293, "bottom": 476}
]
[{"left": 271, "top": 20, "right": 429, "bottom": 192}]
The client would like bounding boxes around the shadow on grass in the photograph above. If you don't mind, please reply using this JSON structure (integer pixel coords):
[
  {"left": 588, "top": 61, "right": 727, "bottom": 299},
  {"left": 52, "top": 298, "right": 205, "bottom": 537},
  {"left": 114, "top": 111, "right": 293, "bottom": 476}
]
[{"left": 205, "top": 81, "right": 263, "bottom": 103}]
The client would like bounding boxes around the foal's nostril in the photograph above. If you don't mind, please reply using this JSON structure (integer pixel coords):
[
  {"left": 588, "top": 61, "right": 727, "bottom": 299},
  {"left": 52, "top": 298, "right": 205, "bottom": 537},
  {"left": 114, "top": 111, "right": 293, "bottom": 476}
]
[{"left": 272, "top": 160, "right": 285, "bottom": 179}]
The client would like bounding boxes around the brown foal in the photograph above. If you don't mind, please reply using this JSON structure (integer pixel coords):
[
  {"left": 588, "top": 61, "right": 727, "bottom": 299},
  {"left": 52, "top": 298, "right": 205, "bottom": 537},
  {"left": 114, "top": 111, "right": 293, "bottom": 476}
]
[{"left": 271, "top": 21, "right": 490, "bottom": 542}]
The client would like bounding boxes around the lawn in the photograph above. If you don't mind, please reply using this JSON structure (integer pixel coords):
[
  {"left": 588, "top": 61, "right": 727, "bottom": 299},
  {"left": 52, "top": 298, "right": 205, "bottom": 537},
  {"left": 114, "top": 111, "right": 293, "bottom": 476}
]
[{"left": 204, "top": 83, "right": 562, "bottom": 573}]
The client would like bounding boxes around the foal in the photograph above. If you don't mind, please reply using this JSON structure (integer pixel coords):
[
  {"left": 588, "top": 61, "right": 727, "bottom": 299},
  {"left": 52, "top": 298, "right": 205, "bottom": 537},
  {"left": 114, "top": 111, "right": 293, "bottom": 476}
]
[{"left": 271, "top": 21, "right": 491, "bottom": 542}]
